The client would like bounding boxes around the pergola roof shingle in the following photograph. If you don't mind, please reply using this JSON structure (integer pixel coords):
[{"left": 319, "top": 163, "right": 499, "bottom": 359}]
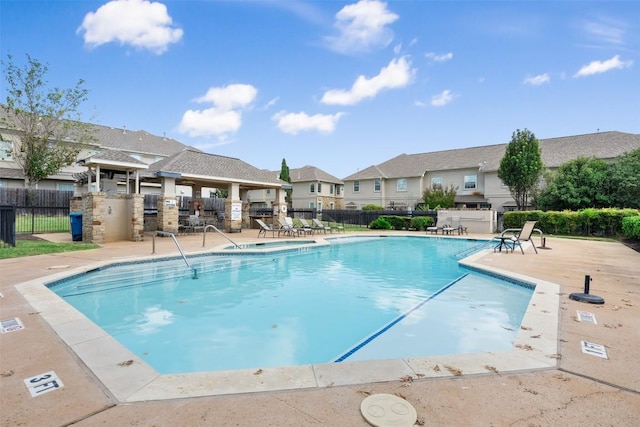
[
  {"left": 78, "top": 149, "right": 149, "bottom": 170},
  {"left": 147, "top": 149, "right": 287, "bottom": 187}
]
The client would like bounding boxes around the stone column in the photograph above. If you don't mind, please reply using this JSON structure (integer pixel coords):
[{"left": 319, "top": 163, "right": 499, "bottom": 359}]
[
  {"left": 224, "top": 182, "right": 242, "bottom": 232},
  {"left": 83, "top": 192, "right": 106, "bottom": 244},
  {"left": 158, "top": 176, "right": 179, "bottom": 234},
  {"left": 129, "top": 194, "right": 145, "bottom": 241}
]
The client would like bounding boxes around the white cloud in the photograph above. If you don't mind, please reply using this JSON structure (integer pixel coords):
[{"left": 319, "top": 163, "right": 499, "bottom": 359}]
[
  {"left": 178, "top": 84, "right": 257, "bottom": 138},
  {"left": 321, "top": 56, "right": 415, "bottom": 106},
  {"left": 425, "top": 52, "right": 453, "bottom": 63},
  {"left": 573, "top": 55, "right": 633, "bottom": 77},
  {"left": 194, "top": 84, "right": 258, "bottom": 110},
  {"left": 77, "top": 0, "right": 183, "bottom": 54},
  {"left": 583, "top": 16, "right": 627, "bottom": 46},
  {"left": 178, "top": 109, "right": 241, "bottom": 138},
  {"left": 272, "top": 111, "right": 344, "bottom": 135},
  {"left": 325, "top": 0, "right": 398, "bottom": 54},
  {"left": 523, "top": 73, "right": 550, "bottom": 86},
  {"left": 262, "top": 97, "right": 279, "bottom": 110},
  {"left": 431, "top": 90, "right": 454, "bottom": 107}
]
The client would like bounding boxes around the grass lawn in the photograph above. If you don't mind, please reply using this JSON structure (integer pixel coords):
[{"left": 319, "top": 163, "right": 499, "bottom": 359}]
[{"left": 0, "top": 240, "right": 98, "bottom": 260}]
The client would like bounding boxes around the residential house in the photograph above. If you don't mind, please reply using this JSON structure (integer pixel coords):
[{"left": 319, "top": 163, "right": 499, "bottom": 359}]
[
  {"left": 343, "top": 131, "right": 640, "bottom": 212},
  {"left": 288, "top": 165, "right": 344, "bottom": 211},
  {"left": 245, "top": 165, "right": 344, "bottom": 212},
  {"left": 0, "top": 108, "right": 191, "bottom": 193}
]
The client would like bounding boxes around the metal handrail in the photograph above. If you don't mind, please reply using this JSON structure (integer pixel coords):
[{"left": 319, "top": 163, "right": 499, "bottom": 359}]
[
  {"left": 203, "top": 224, "right": 241, "bottom": 249},
  {"left": 154, "top": 231, "right": 197, "bottom": 278}
]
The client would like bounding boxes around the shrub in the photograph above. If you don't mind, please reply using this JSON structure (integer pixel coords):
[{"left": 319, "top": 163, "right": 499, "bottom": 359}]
[
  {"left": 410, "top": 216, "right": 433, "bottom": 230},
  {"left": 380, "top": 215, "right": 406, "bottom": 230},
  {"left": 622, "top": 216, "right": 640, "bottom": 239},
  {"left": 362, "top": 204, "right": 384, "bottom": 211},
  {"left": 503, "top": 208, "right": 640, "bottom": 236},
  {"left": 369, "top": 217, "right": 391, "bottom": 229}
]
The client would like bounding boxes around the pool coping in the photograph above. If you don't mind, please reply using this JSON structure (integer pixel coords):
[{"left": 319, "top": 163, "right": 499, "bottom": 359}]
[{"left": 14, "top": 238, "right": 560, "bottom": 402}]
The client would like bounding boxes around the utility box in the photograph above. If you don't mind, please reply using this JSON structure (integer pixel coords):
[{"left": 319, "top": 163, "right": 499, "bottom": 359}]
[{"left": 69, "top": 212, "right": 83, "bottom": 241}]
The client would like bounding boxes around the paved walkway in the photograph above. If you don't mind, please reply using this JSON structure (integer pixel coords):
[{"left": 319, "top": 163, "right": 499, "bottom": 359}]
[{"left": 1, "top": 231, "right": 639, "bottom": 426}]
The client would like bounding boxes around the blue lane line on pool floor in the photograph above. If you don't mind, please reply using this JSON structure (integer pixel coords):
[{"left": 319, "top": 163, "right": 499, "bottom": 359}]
[{"left": 333, "top": 273, "right": 469, "bottom": 362}]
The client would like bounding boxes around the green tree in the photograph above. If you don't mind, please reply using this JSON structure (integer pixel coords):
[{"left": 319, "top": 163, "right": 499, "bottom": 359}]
[
  {"left": 610, "top": 148, "right": 640, "bottom": 209},
  {"left": 422, "top": 184, "right": 457, "bottom": 209},
  {"left": 536, "top": 156, "right": 612, "bottom": 210},
  {"left": 498, "top": 129, "right": 544, "bottom": 210},
  {"left": 1, "top": 54, "right": 95, "bottom": 190},
  {"left": 279, "top": 158, "right": 292, "bottom": 203}
]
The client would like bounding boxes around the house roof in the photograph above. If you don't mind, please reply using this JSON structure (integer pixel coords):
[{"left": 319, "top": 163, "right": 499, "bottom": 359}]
[
  {"left": 0, "top": 106, "right": 190, "bottom": 158},
  {"left": 343, "top": 131, "right": 640, "bottom": 180},
  {"left": 91, "top": 124, "right": 192, "bottom": 157},
  {"left": 289, "top": 165, "right": 343, "bottom": 184},
  {"left": 77, "top": 149, "right": 149, "bottom": 171},
  {"left": 343, "top": 164, "right": 388, "bottom": 181},
  {"left": 146, "top": 149, "right": 287, "bottom": 187}
]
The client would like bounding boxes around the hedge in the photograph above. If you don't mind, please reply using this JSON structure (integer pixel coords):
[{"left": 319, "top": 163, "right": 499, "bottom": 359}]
[{"left": 503, "top": 208, "right": 640, "bottom": 237}]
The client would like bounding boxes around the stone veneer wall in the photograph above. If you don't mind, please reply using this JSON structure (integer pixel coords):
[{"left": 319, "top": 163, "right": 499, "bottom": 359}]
[
  {"left": 82, "top": 192, "right": 106, "bottom": 244},
  {"left": 157, "top": 196, "right": 179, "bottom": 234},
  {"left": 129, "top": 194, "right": 145, "bottom": 241},
  {"left": 77, "top": 192, "right": 145, "bottom": 243}
]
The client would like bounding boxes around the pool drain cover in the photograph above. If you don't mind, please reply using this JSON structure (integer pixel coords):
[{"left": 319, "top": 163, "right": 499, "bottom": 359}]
[{"left": 360, "top": 393, "right": 417, "bottom": 427}]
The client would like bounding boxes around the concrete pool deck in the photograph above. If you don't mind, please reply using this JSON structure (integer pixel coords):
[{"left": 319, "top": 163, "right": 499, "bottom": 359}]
[{"left": 1, "top": 231, "right": 639, "bottom": 426}]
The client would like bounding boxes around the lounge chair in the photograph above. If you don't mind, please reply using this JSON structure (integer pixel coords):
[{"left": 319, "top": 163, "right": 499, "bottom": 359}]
[
  {"left": 287, "top": 216, "right": 312, "bottom": 235},
  {"left": 427, "top": 216, "right": 449, "bottom": 234},
  {"left": 188, "top": 215, "right": 205, "bottom": 233},
  {"left": 312, "top": 218, "right": 332, "bottom": 234},
  {"left": 443, "top": 216, "right": 460, "bottom": 235},
  {"left": 278, "top": 217, "right": 300, "bottom": 237},
  {"left": 494, "top": 220, "right": 539, "bottom": 254},
  {"left": 298, "top": 218, "right": 315, "bottom": 234},
  {"left": 255, "top": 219, "right": 276, "bottom": 238}
]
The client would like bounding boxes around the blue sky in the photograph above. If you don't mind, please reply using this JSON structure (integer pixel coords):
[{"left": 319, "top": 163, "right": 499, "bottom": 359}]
[{"left": 2, "top": 0, "right": 638, "bottom": 179}]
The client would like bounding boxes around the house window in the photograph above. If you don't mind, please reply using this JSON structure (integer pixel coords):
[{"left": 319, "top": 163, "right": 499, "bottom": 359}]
[
  {"left": 317, "top": 182, "right": 322, "bottom": 193},
  {"left": 57, "top": 183, "right": 74, "bottom": 192},
  {"left": 330, "top": 184, "right": 334, "bottom": 195},
  {"left": 330, "top": 202, "right": 334, "bottom": 210},
  {"left": 309, "top": 183, "right": 315, "bottom": 193},
  {"left": 309, "top": 202, "right": 315, "bottom": 209},
  {"left": 353, "top": 181, "right": 360, "bottom": 192},
  {"left": 464, "top": 175, "right": 477, "bottom": 190},
  {"left": 397, "top": 178, "right": 407, "bottom": 192},
  {"left": 0, "top": 180, "right": 6, "bottom": 188},
  {"left": 266, "top": 189, "right": 271, "bottom": 194},
  {"left": 0, "top": 139, "right": 13, "bottom": 160},
  {"left": 431, "top": 177, "right": 443, "bottom": 190},
  {"left": 317, "top": 202, "right": 323, "bottom": 212},
  {"left": 337, "top": 185, "right": 341, "bottom": 196},
  {"left": 374, "top": 178, "right": 381, "bottom": 192}
]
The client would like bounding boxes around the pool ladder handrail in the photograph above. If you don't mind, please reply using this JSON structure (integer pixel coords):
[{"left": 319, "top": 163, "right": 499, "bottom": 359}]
[
  {"left": 154, "top": 231, "right": 198, "bottom": 279},
  {"left": 202, "top": 224, "right": 242, "bottom": 249}
]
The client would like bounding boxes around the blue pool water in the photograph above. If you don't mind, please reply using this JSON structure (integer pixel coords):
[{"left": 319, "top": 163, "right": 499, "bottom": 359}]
[{"left": 49, "top": 236, "right": 533, "bottom": 373}]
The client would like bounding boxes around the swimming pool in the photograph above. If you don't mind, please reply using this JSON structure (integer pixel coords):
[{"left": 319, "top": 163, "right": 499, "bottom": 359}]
[{"left": 48, "top": 236, "right": 533, "bottom": 374}]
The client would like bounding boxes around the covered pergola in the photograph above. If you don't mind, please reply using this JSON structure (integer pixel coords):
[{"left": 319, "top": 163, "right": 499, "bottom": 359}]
[
  {"left": 144, "top": 149, "right": 289, "bottom": 234},
  {"left": 74, "top": 148, "right": 289, "bottom": 242}
]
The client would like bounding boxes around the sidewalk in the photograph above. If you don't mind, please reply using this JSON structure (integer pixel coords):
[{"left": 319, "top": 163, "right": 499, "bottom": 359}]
[{"left": 1, "top": 231, "right": 639, "bottom": 426}]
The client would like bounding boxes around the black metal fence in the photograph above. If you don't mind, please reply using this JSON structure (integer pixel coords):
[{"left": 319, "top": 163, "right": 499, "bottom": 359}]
[
  {"left": 0, "top": 205, "right": 16, "bottom": 247},
  {"left": 0, "top": 187, "right": 438, "bottom": 237},
  {"left": 321, "top": 209, "right": 436, "bottom": 227},
  {"left": 0, "top": 189, "right": 73, "bottom": 236}
]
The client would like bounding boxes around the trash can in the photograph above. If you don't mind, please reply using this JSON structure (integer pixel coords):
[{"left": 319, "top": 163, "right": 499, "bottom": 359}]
[{"left": 69, "top": 212, "right": 83, "bottom": 241}]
